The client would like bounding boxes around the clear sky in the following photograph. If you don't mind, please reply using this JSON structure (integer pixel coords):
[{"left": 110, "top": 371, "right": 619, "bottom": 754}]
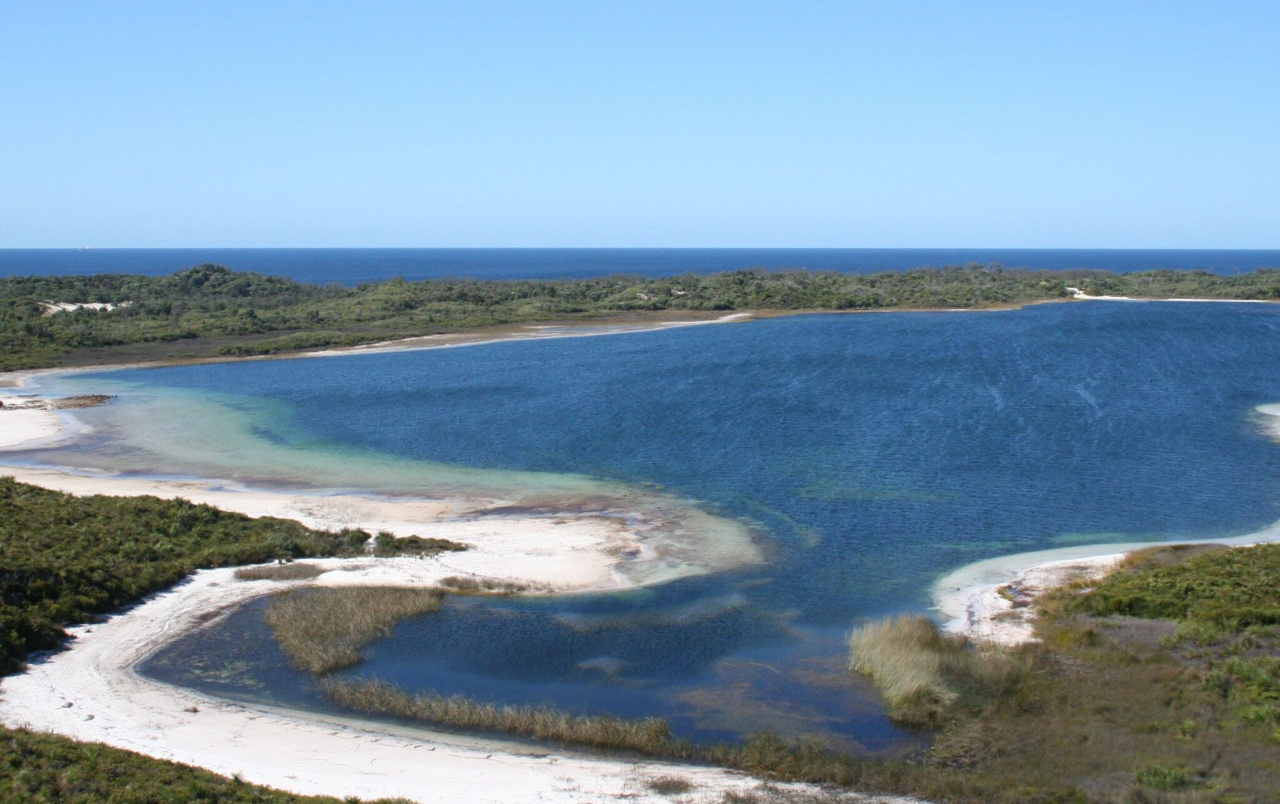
[{"left": 2, "top": 1, "right": 1277, "bottom": 248}]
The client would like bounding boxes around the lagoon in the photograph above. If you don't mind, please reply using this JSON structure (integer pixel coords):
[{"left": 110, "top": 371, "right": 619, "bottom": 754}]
[{"left": 16, "top": 301, "right": 1280, "bottom": 751}]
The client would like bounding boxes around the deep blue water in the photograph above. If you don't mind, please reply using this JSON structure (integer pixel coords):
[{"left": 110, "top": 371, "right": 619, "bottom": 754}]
[
  {"left": 4, "top": 248, "right": 1280, "bottom": 284},
  {"left": 89, "top": 302, "right": 1280, "bottom": 749}
]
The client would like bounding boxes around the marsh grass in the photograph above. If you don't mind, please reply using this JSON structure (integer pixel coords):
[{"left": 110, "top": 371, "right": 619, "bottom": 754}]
[
  {"left": 847, "top": 615, "right": 1031, "bottom": 727},
  {"left": 234, "top": 562, "right": 329, "bottom": 581},
  {"left": 322, "top": 679, "right": 675, "bottom": 753},
  {"left": 265, "top": 587, "right": 443, "bottom": 674}
]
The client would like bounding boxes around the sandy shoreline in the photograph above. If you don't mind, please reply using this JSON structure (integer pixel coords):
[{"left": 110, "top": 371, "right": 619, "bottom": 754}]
[
  {"left": 934, "top": 518, "right": 1280, "bottom": 646},
  {"left": 0, "top": 312, "right": 757, "bottom": 391}
]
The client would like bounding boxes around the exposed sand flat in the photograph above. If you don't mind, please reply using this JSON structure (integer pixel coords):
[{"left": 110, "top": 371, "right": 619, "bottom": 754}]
[
  {"left": 0, "top": 464, "right": 716, "bottom": 591},
  {"left": 934, "top": 519, "right": 1280, "bottom": 646},
  {"left": 0, "top": 395, "right": 67, "bottom": 450},
  {"left": 0, "top": 563, "right": 917, "bottom": 804},
  {"left": 305, "top": 312, "right": 756, "bottom": 358}
]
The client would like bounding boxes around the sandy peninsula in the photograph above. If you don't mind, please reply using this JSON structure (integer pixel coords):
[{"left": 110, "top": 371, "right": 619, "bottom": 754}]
[{"left": 935, "top": 519, "right": 1280, "bottom": 647}]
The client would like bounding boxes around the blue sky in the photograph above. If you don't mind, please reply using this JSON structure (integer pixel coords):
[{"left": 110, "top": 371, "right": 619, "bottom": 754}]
[{"left": 2, "top": 1, "right": 1277, "bottom": 248}]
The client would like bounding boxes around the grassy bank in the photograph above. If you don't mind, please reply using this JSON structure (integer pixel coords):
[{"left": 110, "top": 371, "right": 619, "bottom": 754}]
[
  {"left": 5, "top": 263, "right": 1280, "bottom": 370},
  {"left": 265, "top": 586, "right": 445, "bottom": 673}
]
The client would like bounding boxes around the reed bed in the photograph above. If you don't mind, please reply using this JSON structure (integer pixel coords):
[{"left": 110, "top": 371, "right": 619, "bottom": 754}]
[
  {"left": 437, "top": 575, "right": 552, "bottom": 595},
  {"left": 265, "top": 587, "right": 443, "bottom": 674},
  {"left": 322, "top": 679, "right": 676, "bottom": 753},
  {"left": 234, "top": 562, "right": 328, "bottom": 582},
  {"left": 847, "top": 615, "right": 1029, "bottom": 727}
]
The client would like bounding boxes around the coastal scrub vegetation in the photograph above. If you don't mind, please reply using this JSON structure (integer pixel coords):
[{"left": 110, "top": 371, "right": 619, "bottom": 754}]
[
  {"left": 0, "top": 477, "right": 446, "bottom": 674},
  {"left": 265, "top": 586, "right": 444, "bottom": 673},
  {"left": 5, "top": 263, "right": 1280, "bottom": 370},
  {"left": 838, "top": 544, "right": 1280, "bottom": 801},
  {"left": 0, "top": 477, "right": 461, "bottom": 803}
]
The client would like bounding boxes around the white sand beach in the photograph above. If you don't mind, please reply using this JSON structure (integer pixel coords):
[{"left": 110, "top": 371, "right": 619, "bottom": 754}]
[
  {"left": 1065, "top": 287, "right": 1278, "bottom": 304},
  {"left": 0, "top": 395, "right": 67, "bottom": 450}
]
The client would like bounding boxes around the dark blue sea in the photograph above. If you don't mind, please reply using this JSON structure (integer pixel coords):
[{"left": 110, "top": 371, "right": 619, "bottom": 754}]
[
  {"left": 4, "top": 248, "right": 1280, "bottom": 284},
  {"left": 18, "top": 301, "right": 1280, "bottom": 752}
]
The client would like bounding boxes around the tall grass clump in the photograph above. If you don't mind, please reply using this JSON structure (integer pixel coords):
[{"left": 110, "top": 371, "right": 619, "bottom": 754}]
[
  {"left": 265, "top": 587, "right": 443, "bottom": 674},
  {"left": 234, "top": 562, "right": 329, "bottom": 581},
  {"left": 848, "top": 615, "right": 1029, "bottom": 728},
  {"left": 322, "top": 679, "right": 676, "bottom": 754}
]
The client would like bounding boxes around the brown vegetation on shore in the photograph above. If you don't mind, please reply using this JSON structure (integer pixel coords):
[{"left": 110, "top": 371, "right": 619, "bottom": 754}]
[
  {"left": 234, "top": 562, "right": 329, "bottom": 582},
  {"left": 437, "top": 575, "right": 553, "bottom": 595}
]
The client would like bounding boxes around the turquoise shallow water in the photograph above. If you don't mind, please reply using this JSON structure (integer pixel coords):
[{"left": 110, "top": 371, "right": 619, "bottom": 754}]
[{"left": 18, "top": 302, "right": 1280, "bottom": 750}]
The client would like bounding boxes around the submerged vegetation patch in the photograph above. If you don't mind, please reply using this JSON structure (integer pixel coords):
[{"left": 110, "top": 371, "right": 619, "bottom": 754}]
[{"left": 264, "top": 586, "right": 444, "bottom": 674}]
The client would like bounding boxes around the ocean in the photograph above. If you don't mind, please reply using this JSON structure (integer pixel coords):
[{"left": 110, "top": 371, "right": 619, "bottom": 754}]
[
  {"left": 15, "top": 300, "right": 1280, "bottom": 751},
  {"left": 3, "top": 248, "right": 1280, "bottom": 284}
]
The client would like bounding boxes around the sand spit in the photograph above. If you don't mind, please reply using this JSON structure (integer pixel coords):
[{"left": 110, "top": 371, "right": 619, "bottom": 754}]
[
  {"left": 934, "top": 519, "right": 1280, "bottom": 646},
  {"left": 0, "top": 464, "right": 730, "bottom": 591},
  {"left": 1065, "top": 287, "right": 1278, "bottom": 304},
  {"left": 0, "top": 393, "right": 111, "bottom": 450},
  {"left": 305, "top": 312, "right": 756, "bottom": 359},
  {"left": 0, "top": 564, "right": 916, "bottom": 804}
]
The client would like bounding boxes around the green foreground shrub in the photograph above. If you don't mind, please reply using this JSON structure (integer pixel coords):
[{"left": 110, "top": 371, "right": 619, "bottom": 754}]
[
  {"left": 0, "top": 477, "right": 382, "bottom": 674},
  {"left": 0, "top": 726, "right": 412, "bottom": 803}
]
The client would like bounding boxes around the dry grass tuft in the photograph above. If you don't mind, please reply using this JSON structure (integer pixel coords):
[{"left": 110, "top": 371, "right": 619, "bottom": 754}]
[
  {"left": 645, "top": 775, "right": 695, "bottom": 796},
  {"left": 847, "top": 615, "right": 1030, "bottom": 727},
  {"left": 437, "top": 575, "right": 552, "bottom": 595},
  {"left": 265, "top": 586, "right": 443, "bottom": 674},
  {"left": 234, "top": 562, "right": 329, "bottom": 582}
]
